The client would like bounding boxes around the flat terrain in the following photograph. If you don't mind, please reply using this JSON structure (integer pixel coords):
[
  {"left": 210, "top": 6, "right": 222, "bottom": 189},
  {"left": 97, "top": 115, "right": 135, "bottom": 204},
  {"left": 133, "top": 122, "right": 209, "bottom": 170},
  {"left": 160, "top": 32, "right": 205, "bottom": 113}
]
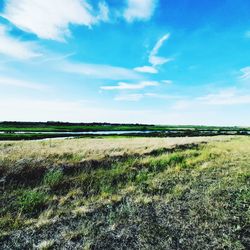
[
  {"left": 1, "top": 122, "right": 246, "bottom": 132},
  {"left": 0, "top": 122, "right": 249, "bottom": 140},
  {"left": 0, "top": 136, "right": 249, "bottom": 249}
]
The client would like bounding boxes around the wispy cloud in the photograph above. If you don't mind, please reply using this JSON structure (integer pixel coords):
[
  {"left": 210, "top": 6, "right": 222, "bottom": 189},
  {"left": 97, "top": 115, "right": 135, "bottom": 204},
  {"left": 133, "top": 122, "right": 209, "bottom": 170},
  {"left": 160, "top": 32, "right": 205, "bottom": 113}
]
[
  {"left": 173, "top": 88, "right": 250, "bottom": 110},
  {"left": 115, "top": 93, "right": 143, "bottom": 101},
  {"left": 134, "top": 66, "right": 157, "bottom": 74},
  {"left": 60, "top": 61, "right": 141, "bottom": 80},
  {"left": 197, "top": 88, "right": 250, "bottom": 105},
  {"left": 134, "top": 33, "right": 172, "bottom": 74},
  {"left": 240, "top": 67, "right": 250, "bottom": 80},
  {"left": 149, "top": 33, "right": 171, "bottom": 66},
  {"left": 35, "top": 52, "right": 75, "bottom": 64},
  {"left": 124, "top": 0, "right": 157, "bottom": 22},
  {"left": 97, "top": 2, "right": 109, "bottom": 22},
  {"left": 114, "top": 91, "right": 180, "bottom": 102},
  {"left": 101, "top": 81, "right": 159, "bottom": 90},
  {"left": 0, "top": 24, "right": 41, "bottom": 59},
  {"left": 144, "top": 92, "right": 179, "bottom": 99},
  {"left": 0, "top": 76, "right": 47, "bottom": 90},
  {"left": 1, "top": 0, "right": 109, "bottom": 41},
  {"left": 161, "top": 80, "right": 173, "bottom": 84}
]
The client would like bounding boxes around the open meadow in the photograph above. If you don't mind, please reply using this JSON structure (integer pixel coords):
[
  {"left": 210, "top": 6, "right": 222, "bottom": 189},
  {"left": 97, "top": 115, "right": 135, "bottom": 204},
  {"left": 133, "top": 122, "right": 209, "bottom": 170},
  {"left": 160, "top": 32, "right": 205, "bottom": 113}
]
[
  {"left": 0, "top": 136, "right": 249, "bottom": 249},
  {"left": 1, "top": 0, "right": 250, "bottom": 249}
]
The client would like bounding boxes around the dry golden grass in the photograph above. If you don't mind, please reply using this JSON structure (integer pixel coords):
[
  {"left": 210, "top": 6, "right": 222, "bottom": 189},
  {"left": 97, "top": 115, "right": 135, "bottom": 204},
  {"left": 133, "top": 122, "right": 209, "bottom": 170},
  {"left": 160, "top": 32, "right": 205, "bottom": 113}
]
[{"left": 0, "top": 136, "right": 233, "bottom": 167}]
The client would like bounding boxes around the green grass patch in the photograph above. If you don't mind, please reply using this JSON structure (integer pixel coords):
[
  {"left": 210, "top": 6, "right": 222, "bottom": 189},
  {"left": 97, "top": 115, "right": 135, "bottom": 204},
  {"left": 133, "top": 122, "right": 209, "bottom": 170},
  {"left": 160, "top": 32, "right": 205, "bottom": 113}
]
[
  {"left": 43, "top": 169, "right": 64, "bottom": 188},
  {"left": 17, "top": 190, "right": 48, "bottom": 213}
]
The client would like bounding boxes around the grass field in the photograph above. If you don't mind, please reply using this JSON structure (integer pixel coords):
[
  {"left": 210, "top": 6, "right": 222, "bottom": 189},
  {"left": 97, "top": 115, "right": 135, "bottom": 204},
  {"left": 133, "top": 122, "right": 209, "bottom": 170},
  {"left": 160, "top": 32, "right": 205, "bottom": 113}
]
[{"left": 0, "top": 136, "right": 249, "bottom": 249}]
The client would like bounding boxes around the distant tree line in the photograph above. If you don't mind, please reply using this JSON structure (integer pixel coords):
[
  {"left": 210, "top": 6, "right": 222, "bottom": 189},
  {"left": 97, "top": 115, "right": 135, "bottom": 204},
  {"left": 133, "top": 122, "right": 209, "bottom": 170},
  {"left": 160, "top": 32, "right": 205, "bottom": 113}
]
[{"left": 0, "top": 121, "right": 154, "bottom": 127}]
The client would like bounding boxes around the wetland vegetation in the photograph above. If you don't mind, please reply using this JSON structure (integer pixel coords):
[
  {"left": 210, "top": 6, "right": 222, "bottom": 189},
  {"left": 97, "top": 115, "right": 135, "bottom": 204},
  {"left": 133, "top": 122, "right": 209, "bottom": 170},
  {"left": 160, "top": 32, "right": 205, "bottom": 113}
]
[{"left": 1, "top": 122, "right": 250, "bottom": 140}]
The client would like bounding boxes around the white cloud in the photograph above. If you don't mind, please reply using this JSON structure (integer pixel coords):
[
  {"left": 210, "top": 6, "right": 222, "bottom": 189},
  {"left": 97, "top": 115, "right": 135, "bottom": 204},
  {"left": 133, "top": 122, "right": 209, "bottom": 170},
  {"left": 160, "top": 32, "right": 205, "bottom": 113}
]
[
  {"left": 124, "top": 0, "right": 157, "bottom": 22},
  {"left": 149, "top": 33, "right": 171, "bottom": 66},
  {"left": 134, "top": 65, "right": 158, "bottom": 74},
  {"left": 1, "top": 0, "right": 109, "bottom": 41},
  {"left": 150, "top": 34, "right": 170, "bottom": 56},
  {"left": 0, "top": 24, "right": 41, "bottom": 59},
  {"left": 0, "top": 76, "right": 47, "bottom": 90},
  {"left": 61, "top": 61, "right": 141, "bottom": 80},
  {"left": 101, "top": 81, "right": 159, "bottom": 90},
  {"left": 135, "top": 33, "right": 172, "bottom": 74},
  {"left": 161, "top": 80, "right": 173, "bottom": 84},
  {"left": 240, "top": 67, "right": 250, "bottom": 80},
  {"left": 149, "top": 56, "right": 172, "bottom": 67}
]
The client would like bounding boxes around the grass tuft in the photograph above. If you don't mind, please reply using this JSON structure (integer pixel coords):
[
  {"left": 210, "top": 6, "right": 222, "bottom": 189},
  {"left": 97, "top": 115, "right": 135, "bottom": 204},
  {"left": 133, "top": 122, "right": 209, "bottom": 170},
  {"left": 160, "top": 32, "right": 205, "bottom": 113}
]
[
  {"left": 18, "top": 190, "right": 47, "bottom": 213},
  {"left": 35, "top": 239, "right": 54, "bottom": 250},
  {"left": 43, "top": 169, "right": 64, "bottom": 189}
]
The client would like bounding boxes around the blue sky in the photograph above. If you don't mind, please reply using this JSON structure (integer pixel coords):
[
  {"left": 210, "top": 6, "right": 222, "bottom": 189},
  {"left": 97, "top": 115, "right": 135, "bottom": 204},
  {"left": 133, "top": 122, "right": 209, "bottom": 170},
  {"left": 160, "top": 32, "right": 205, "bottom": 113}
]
[{"left": 0, "top": 0, "right": 250, "bottom": 125}]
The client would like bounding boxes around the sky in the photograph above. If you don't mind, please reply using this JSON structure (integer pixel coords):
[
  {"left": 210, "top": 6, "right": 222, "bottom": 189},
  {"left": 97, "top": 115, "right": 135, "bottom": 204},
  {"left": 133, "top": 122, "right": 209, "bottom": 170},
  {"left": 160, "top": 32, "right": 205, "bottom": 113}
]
[{"left": 0, "top": 0, "right": 250, "bottom": 126}]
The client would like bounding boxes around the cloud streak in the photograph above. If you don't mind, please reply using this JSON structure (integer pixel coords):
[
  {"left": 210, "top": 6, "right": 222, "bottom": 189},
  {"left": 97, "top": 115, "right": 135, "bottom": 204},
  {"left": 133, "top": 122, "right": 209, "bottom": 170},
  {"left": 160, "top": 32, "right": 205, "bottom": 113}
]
[
  {"left": 197, "top": 89, "right": 250, "bottom": 105},
  {"left": 134, "top": 65, "right": 158, "bottom": 74},
  {"left": 0, "top": 76, "right": 47, "bottom": 90},
  {"left": 0, "top": 24, "right": 41, "bottom": 59},
  {"left": 134, "top": 33, "right": 172, "bottom": 74},
  {"left": 240, "top": 67, "right": 250, "bottom": 80},
  {"left": 149, "top": 33, "right": 171, "bottom": 66},
  {"left": 173, "top": 88, "right": 250, "bottom": 110},
  {"left": 101, "top": 81, "right": 159, "bottom": 90},
  {"left": 114, "top": 92, "right": 180, "bottom": 102},
  {"left": 61, "top": 61, "right": 142, "bottom": 80}
]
